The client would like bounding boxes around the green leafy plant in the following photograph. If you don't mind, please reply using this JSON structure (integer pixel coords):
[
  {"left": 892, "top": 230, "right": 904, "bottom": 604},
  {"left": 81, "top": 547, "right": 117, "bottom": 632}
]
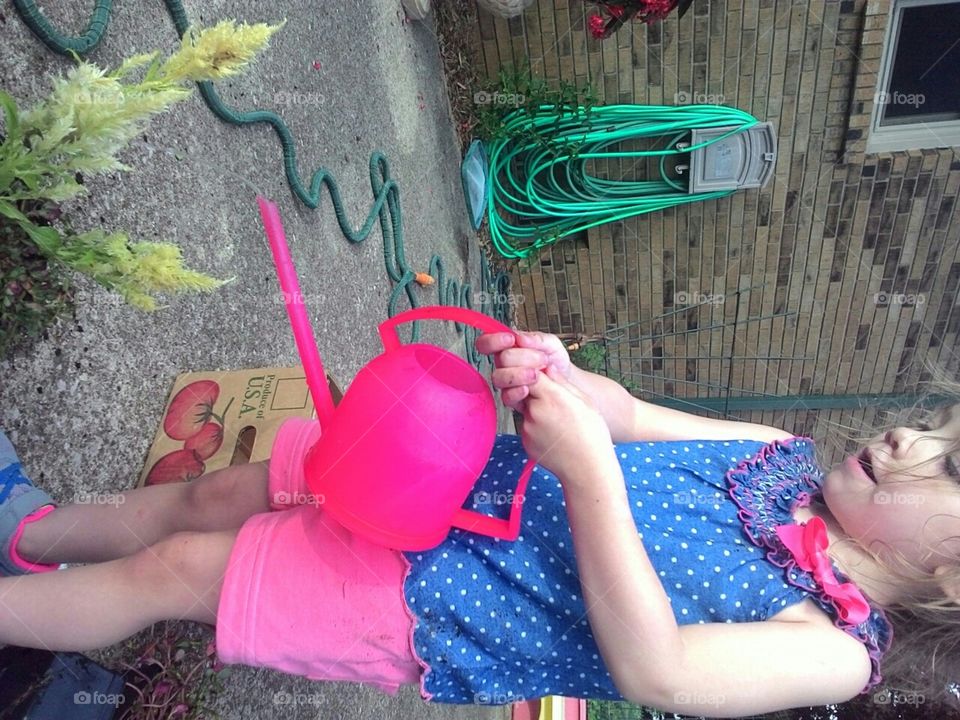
[
  {"left": 0, "top": 19, "right": 281, "bottom": 354},
  {"left": 570, "top": 340, "right": 607, "bottom": 374},
  {"left": 570, "top": 340, "right": 642, "bottom": 394},
  {"left": 118, "top": 623, "right": 229, "bottom": 720},
  {"left": 585, "top": 699, "right": 654, "bottom": 719},
  {"left": 0, "top": 218, "right": 72, "bottom": 350},
  {"left": 472, "top": 62, "right": 598, "bottom": 155}
]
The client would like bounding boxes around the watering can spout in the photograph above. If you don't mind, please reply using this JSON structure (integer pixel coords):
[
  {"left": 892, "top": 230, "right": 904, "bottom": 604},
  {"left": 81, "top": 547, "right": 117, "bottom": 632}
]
[
  {"left": 257, "top": 196, "right": 336, "bottom": 429},
  {"left": 257, "top": 197, "right": 538, "bottom": 552}
]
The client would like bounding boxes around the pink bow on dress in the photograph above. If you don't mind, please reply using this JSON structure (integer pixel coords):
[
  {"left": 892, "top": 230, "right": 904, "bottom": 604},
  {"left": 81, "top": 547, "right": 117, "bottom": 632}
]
[{"left": 774, "top": 515, "right": 871, "bottom": 625}]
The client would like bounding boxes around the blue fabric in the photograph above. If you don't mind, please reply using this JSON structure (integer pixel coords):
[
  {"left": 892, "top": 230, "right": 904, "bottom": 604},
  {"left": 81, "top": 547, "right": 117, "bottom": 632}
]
[
  {"left": 0, "top": 430, "right": 26, "bottom": 504},
  {"left": 0, "top": 430, "right": 19, "bottom": 471},
  {"left": 0, "top": 464, "right": 27, "bottom": 504},
  {"left": 401, "top": 434, "right": 892, "bottom": 704},
  {"left": 27, "top": 652, "right": 126, "bottom": 720},
  {"left": 0, "top": 430, "right": 56, "bottom": 576}
]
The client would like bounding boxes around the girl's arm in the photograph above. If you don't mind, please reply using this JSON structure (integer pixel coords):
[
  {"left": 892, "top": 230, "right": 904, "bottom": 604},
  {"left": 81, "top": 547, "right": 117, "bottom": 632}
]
[
  {"left": 561, "top": 450, "right": 872, "bottom": 717},
  {"left": 560, "top": 447, "right": 685, "bottom": 698},
  {"left": 568, "top": 364, "right": 792, "bottom": 444}
]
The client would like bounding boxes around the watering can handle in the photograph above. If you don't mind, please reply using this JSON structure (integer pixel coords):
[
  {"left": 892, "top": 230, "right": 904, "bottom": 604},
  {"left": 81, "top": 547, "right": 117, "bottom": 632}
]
[
  {"left": 380, "top": 305, "right": 534, "bottom": 541},
  {"left": 450, "top": 458, "right": 537, "bottom": 541},
  {"left": 378, "top": 305, "right": 516, "bottom": 351}
]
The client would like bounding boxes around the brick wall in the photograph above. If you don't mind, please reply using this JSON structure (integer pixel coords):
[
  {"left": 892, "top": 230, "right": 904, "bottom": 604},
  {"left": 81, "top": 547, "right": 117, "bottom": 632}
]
[{"left": 469, "top": 0, "right": 960, "bottom": 465}]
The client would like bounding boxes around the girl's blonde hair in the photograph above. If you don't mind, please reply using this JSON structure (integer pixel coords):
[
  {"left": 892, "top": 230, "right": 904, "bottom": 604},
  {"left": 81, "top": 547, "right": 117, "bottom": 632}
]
[{"left": 807, "top": 358, "right": 960, "bottom": 711}]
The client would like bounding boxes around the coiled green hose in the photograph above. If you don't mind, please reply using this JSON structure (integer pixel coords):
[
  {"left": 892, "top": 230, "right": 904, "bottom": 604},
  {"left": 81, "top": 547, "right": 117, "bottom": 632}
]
[{"left": 487, "top": 103, "right": 759, "bottom": 259}]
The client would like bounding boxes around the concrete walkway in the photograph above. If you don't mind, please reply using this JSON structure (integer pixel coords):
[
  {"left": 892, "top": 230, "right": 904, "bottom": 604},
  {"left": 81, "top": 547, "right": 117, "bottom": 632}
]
[{"left": 1, "top": 1, "right": 510, "bottom": 717}]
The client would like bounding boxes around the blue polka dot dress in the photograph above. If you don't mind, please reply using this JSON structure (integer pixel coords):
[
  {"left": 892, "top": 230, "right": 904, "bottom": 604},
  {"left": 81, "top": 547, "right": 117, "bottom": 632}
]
[{"left": 401, "top": 435, "right": 892, "bottom": 704}]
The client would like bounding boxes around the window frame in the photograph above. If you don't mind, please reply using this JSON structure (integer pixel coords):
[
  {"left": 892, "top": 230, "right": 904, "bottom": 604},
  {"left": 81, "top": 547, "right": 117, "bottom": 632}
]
[{"left": 865, "top": 0, "right": 960, "bottom": 154}]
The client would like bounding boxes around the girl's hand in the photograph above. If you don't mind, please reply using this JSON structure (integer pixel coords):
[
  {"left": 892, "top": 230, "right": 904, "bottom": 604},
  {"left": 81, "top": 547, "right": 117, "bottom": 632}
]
[
  {"left": 476, "top": 330, "right": 574, "bottom": 411},
  {"left": 519, "top": 364, "right": 612, "bottom": 480}
]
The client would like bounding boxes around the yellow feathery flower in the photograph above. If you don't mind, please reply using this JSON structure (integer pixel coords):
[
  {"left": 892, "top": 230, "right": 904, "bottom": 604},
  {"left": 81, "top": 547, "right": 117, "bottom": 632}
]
[
  {"left": 46, "top": 231, "right": 226, "bottom": 310},
  {"left": 122, "top": 291, "right": 158, "bottom": 311},
  {"left": 21, "top": 61, "right": 174, "bottom": 167},
  {"left": 160, "top": 20, "right": 283, "bottom": 83},
  {"left": 130, "top": 243, "right": 226, "bottom": 293},
  {"left": 28, "top": 114, "right": 74, "bottom": 156},
  {"left": 113, "top": 51, "right": 161, "bottom": 79},
  {"left": 5, "top": 19, "right": 273, "bottom": 316}
]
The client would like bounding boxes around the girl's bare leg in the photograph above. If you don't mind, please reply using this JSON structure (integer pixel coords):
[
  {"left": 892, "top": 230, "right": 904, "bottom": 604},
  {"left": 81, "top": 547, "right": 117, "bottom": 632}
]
[
  {"left": 14, "top": 461, "right": 271, "bottom": 565},
  {"left": 0, "top": 529, "right": 236, "bottom": 650}
]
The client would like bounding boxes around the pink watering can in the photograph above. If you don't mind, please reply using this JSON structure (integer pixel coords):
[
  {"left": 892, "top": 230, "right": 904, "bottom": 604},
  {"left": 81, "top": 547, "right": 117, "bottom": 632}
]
[{"left": 257, "top": 197, "right": 536, "bottom": 551}]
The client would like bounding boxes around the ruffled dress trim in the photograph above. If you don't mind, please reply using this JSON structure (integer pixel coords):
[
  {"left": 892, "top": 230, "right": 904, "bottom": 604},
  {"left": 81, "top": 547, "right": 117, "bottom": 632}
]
[
  {"left": 399, "top": 552, "right": 435, "bottom": 702},
  {"left": 724, "top": 436, "right": 893, "bottom": 692}
]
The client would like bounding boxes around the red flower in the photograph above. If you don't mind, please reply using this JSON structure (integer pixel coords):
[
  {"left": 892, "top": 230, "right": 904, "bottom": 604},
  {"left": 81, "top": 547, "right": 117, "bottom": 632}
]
[
  {"left": 588, "top": 14, "right": 607, "bottom": 38},
  {"left": 589, "top": 0, "right": 678, "bottom": 38},
  {"left": 640, "top": 0, "right": 677, "bottom": 20}
]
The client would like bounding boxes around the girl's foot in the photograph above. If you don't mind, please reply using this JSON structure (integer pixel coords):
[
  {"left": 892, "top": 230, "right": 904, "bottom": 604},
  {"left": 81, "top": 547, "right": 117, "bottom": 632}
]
[{"left": 0, "top": 430, "right": 57, "bottom": 576}]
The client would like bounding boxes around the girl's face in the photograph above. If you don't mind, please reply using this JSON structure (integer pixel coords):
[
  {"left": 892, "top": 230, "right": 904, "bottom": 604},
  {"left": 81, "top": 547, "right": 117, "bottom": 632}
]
[{"left": 822, "top": 403, "right": 960, "bottom": 571}]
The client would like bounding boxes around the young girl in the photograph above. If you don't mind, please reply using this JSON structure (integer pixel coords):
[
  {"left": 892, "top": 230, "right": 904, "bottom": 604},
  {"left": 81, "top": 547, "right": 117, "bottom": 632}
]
[{"left": 1, "top": 329, "right": 959, "bottom": 716}]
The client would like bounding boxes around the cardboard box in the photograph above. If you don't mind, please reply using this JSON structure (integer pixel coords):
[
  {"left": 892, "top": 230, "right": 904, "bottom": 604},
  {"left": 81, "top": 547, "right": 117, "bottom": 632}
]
[{"left": 139, "top": 367, "right": 342, "bottom": 486}]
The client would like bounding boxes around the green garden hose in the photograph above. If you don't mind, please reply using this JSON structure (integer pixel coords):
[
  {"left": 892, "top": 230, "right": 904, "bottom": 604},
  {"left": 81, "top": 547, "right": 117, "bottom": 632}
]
[
  {"left": 487, "top": 103, "right": 760, "bottom": 259},
  {"left": 10, "top": 0, "right": 511, "bottom": 365}
]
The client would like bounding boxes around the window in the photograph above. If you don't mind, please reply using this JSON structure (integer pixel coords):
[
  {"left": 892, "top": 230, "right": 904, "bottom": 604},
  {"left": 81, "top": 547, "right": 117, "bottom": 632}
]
[{"left": 866, "top": 0, "right": 960, "bottom": 153}]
